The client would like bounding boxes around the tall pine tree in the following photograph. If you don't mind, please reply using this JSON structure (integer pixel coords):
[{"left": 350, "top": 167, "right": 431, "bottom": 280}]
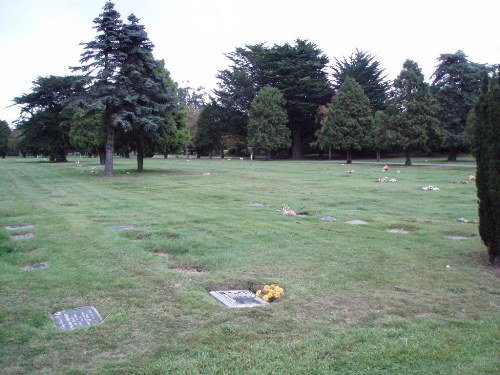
[{"left": 72, "top": 1, "right": 124, "bottom": 176}]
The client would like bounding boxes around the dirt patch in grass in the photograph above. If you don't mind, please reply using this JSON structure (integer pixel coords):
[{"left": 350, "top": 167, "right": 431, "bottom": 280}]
[{"left": 170, "top": 265, "right": 206, "bottom": 274}]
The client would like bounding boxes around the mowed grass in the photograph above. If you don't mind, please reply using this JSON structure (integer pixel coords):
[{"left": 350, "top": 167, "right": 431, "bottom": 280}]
[{"left": 0, "top": 156, "right": 498, "bottom": 374}]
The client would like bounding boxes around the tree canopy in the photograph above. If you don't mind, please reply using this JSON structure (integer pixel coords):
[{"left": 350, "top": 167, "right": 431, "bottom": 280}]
[
  {"left": 215, "top": 39, "right": 333, "bottom": 159},
  {"left": 0, "top": 120, "right": 10, "bottom": 158},
  {"left": 248, "top": 86, "right": 290, "bottom": 159},
  {"left": 384, "top": 60, "right": 442, "bottom": 166},
  {"left": 332, "top": 49, "right": 389, "bottom": 112},
  {"left": 317, "top": 77, "right": 372, "bottom": 163},
  {"left": 13, "top": 75, "right": 86, "bottom": 161},
  {"left": 471, "top": 71, "right": 500, "bottom": 265},
  {"left": 431, "top": 50, "right": 488, "bottom": 160}
]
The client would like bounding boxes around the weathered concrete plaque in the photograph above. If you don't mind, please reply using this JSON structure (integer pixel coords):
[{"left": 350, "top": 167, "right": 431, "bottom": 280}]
[
  {"left": 5, "top": 225, "right": 34, "bottom": 231},
  {"left": 51, "top": 306, "right": 102, "bottom": 330},
  {"left": 345, "top": 220, "right": 368, "bottom": 225},
  {"left": 209, "top": 290, "right": 267, "bottom": 308},
  {"left": 25, "top": 262, "right": 50, "bottom": 271}
]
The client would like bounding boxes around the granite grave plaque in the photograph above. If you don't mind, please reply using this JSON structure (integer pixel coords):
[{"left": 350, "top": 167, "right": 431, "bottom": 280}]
[
  {"left": 51, "top": 306, "right": 102, "bottom": 330},
  {"left": 209, "top": 290, "right": 267, "bottom": 308}
]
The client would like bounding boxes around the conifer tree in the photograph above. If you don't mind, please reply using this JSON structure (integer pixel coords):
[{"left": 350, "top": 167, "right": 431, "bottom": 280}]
[
  {"left": 72, "top": 1, "right": 124, "bottom": 176},
  {"left": 0, "top": 120, "right": 10, "bottom": 158},
  {"left": 248, "top": 86, "right": 290, "bottom": 160},
  {"left": 385, "top": 60, "right": 442, "bottom": 166},
  {"left": 317, "top": 77, "right": 372, "bottom": 164},
  {"left": 472, "top": 72, "right": 500, "bottom": 265}
]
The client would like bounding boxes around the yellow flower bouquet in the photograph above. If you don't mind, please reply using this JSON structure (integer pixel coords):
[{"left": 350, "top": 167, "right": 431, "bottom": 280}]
[{"left": 255, "top": 284, "right": 284, "bottom": 302}]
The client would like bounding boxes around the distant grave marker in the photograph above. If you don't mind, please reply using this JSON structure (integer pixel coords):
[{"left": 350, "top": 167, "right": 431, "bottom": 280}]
[
  {"left": 209, "top": 290, "right": 267, "bottom": 308},
  {"left": 51, "top": 306, "right": 102, "bottom": 331},
  {"left": 11, "top": 233, "right": 35, "bottom": 240},
  {"left": 345, "top": 220, "right": 368, "bottom": 225},
  {"left": 25, "top": 262, "right": 50, "bottom": 271},
  {"left": 5, "top": 225, "right": 34, "bottom": 231},
  {"left": 247, "top": 203, "right": 264, "bottom": 207},
  {"left": 321, "top": 216, "right": 337, "bottom": 221},
  {"left": 110, "top": 225, "right": 133, "bottom": 231},
  {"left": 444, "top": 234, "right": 469, "bottom": 240},
  {"left": 387, "top": 228, "right": 409, "bottom": 234}
]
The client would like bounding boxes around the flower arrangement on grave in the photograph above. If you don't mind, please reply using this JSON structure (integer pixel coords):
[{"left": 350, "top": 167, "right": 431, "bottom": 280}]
[
  {"left": 422, "top": 185, "right": 439, "bottom": 191},
  {"left": 255, "top": 284, "right": 284, "bottom": 302},
  {"left": 469, "top": 175, "right": 475, "bottom": 180},
  {"left": 383, "top": 165, "right": 389, "bottom": 171},
  {"left": 347, "top": 169, "right": 354, "bottom": 174},
  {"left": 282, "top": 204, "right": 296, "bottom": 216}
]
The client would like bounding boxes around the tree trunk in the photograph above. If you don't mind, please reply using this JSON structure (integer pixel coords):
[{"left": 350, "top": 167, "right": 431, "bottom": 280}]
[
  {"left": 328, "top": 145, "right": 332, "bottom": 161},
  {"left": 447, "top": 146, "right": 458, "bottom": 161},
  {"left": 405, "top": 150, "right": 412, "bottom": 166},
  {"left": 104, "top": 124, "right": 114, "bottom": 177},
  {"left": 265, "top": 149, "right": 271, "bottom": 160},
  {"left": 220, "top": 141, "right": 225, "bottom": 159},
  {"left": 346, "top": 149, "right": 352, "bottom": 164},
  {"left": 208, "top": 149, "right": 212, "bottom": 159},
  {"left": 99, "top": 149, "right": 106, "bottom": 165},
  {"left": 291, "top": 123, "right": 302, "bottom": 160},
  {"left": 376, "top": 150, "right": 381, "bottom": 162},
  {"left": 163, "top": 153, "right": 168, "bottom": 159},
  {"left": 137, "top": 130, "right": 144, "bottom": 172}
]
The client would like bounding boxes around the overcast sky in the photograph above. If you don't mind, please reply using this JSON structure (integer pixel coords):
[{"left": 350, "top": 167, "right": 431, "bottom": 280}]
[{"left": 1, "top": 0, "right": 499, "bottom": 125}]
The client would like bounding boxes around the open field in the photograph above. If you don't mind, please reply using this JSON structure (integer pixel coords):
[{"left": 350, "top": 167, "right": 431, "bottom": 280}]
[{"left": 0, "top": 156, "right": 498, "bottom": 374}]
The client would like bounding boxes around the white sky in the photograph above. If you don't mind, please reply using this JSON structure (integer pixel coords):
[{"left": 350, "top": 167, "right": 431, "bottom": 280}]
[{"left": 1, "top": 0, "right": 499, "bottom": 126}]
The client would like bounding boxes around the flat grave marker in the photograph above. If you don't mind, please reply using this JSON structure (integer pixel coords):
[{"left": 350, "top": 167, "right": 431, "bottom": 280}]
[
  {"left": 345, "top": 220, "right": 368, "bottom": 225},
  {"left": 110, "top": 225, "right": 133, "bottom": 231},
  {"left": 5, "top": 225, "right": 34, "bottom": 231},
  {"left": 11, "top": 233, "right": 35, "bottom": 240},
  {"left": 444, "top": 234, "right": 469, "bottom": 240},
  {"left": 387, "top": 228, "right": 409, "bottom": 234},
  {"left": 321, "top": 216, "right": 337, "bottom": 221},
  {"left": 25, "top": 262, "right": 50, "bottom": 271},
  {"left": 51, "top": 306, "right": 102, "bottom": 331},
  {"left": 209, "top": 290, "right": 267, "bottom": 308},
  {"left": 247, "top": 203, "right": 264, "bottom": 207}
]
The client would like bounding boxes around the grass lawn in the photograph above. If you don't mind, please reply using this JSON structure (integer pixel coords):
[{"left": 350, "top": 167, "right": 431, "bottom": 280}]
[{"left": 0, "top": 156, "right": 498, "bottom": 374}]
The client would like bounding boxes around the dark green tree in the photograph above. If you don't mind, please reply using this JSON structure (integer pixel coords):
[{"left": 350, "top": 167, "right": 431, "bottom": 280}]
[
  {"left": 371, "top": 110, "right": 390, "bottom": 162},
  {"left": 215, "top": 39, "right": 333, "bottom": 159},
  {"left": 471, "top": 71, "right": 500, "bottom": 265},
  {"left": 332, "top": 49, "right": 390, "bottom": 112},
  {"left": 72, "top": 1, "right": 124, "bottom": 175},
  {"left": 13, "top": 75, "right": 86, "bottom": 162},
  {"left": 0, "top": 120, "right": 10, "bottom": 158},
  {"left": 248, "top": 87, "right": 290, "bottom": 160},
  {"left": 194, "top": 101, "right": 227, "bottom": 158},
  {"left": 431, "top": 50, "right": 488, "bottom": 160},
  {"left": 317, "top": 77, "right": 372, "bottom": 164},
  {"left": 385, "top": 60, "right": 443, "bottom": 166},
  {"left": 69, "top": 109, "right": 106, "bottom": 162},
  {"left": 114, "top": 15, "right": 177, "bottom": 171}
]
